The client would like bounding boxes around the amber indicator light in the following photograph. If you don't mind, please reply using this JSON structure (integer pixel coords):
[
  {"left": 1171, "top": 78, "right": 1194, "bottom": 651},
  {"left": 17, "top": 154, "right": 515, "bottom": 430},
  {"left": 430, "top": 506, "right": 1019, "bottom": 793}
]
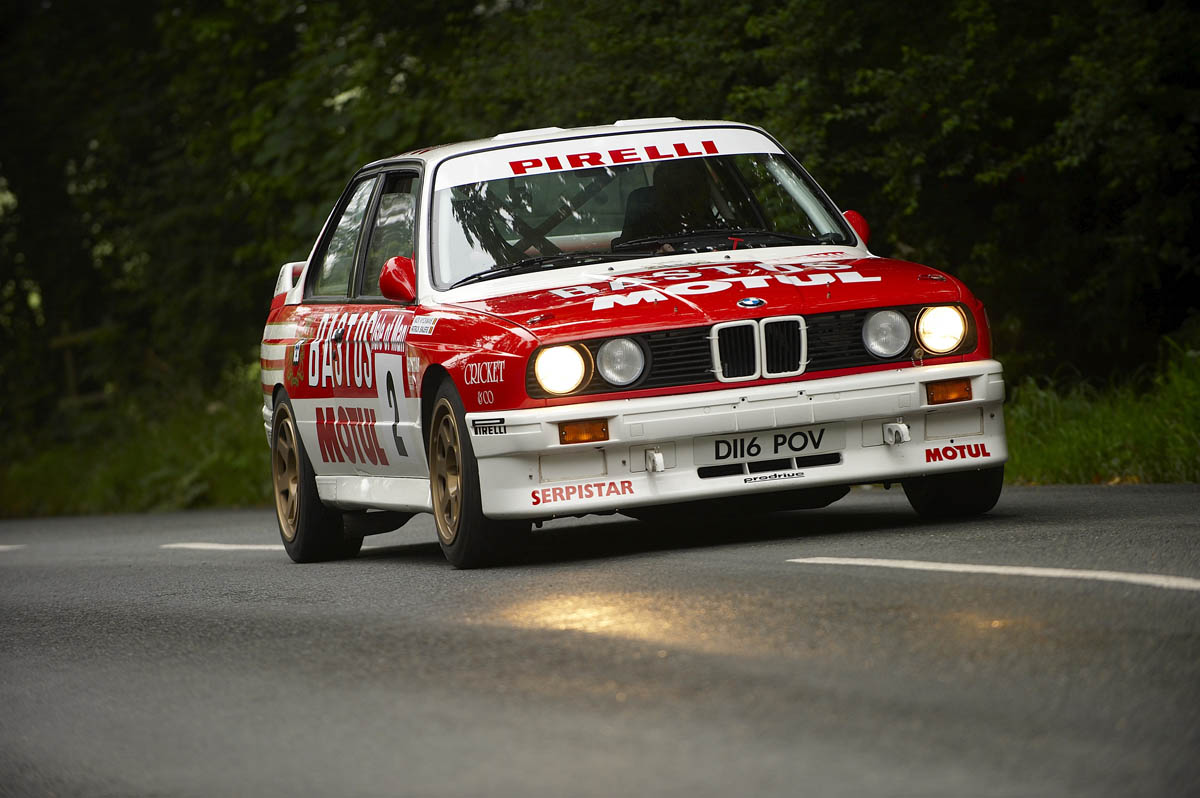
[
  {"left": 558, "top": 419, "right": 609, "bottom": 445},
  {"left": 926, "top": 378, "right": 973, "bottom": 405}
]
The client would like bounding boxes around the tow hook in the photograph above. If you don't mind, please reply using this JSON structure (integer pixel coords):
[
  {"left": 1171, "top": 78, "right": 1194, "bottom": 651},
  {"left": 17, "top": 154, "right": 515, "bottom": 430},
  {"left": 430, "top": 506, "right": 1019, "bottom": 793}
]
[
  {"left": 645, "top": 448, "right": 666, "bottom": 472},
  {"left": 883, "top": 421, "right": 911, "bottom": 445}
]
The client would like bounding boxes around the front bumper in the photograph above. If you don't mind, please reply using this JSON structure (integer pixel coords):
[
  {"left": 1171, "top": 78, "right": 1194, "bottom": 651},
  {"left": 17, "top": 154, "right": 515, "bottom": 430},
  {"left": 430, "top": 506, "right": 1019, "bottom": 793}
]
[{"left": 469, "top": 359, "right": 1007, "bottom": 519}]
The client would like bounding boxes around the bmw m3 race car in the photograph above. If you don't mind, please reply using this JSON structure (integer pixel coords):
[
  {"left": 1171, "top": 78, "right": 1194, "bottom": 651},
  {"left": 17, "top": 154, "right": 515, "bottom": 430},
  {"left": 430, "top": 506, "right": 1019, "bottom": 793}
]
[{"left": 260, "top": 118, "right": 1008, "bottom": 567}]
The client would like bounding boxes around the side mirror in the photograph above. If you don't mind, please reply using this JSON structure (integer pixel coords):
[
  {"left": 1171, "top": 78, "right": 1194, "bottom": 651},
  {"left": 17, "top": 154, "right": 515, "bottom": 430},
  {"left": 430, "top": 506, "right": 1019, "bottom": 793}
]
[
  {"left": 379, "top": 255, "right": 416, "bottom": 303},
  {"left": 843, "top": 210, "right": 870, "bottom": 246}
]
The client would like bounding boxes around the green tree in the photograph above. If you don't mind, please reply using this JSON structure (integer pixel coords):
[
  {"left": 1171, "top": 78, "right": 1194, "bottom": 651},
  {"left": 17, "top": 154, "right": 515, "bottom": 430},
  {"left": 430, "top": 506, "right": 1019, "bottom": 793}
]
[
  {"left": 1, "top": 0, "right": 1195, "bottom": 462},
  {"left": 735, "top": 0, "right": 1199, "bottom": 376}
]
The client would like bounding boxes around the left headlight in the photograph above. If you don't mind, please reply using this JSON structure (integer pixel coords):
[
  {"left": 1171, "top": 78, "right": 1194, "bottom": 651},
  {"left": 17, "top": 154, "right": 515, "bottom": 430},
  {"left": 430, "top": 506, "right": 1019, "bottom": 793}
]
[
  {"left": 916, "top": 306, "right": 967, "bottom": 354},
  {"left": 534, "top": 345, "right": 590, "bottom": 395},
  {"left": 596, "top": 338, "right": 645, "bottom": 386}
]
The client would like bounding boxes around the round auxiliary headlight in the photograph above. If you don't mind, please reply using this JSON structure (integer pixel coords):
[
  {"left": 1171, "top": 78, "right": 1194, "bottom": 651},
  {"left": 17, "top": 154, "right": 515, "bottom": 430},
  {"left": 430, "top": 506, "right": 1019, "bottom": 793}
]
[
  {"left": 916, "top": 306, "right": 967, "bottom": 354},
  {"left": 534, "top": 345, "right": 588, "bottom": 395},
  {"left": 596, "top": 338, "right": 645, "bottom": 386},
  {"left": 862, "top": 309, "right": 912, "bottom": 358}
]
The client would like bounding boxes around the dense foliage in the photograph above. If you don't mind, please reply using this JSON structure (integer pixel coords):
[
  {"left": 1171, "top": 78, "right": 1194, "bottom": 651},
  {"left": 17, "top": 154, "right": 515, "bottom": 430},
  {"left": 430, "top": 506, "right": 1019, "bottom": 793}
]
[
  {"left": 1, "top": 0, "right": 1197, "bottom": 457},
  {"left": 3, "top": 347, "right": 1196, "bottom": 515}
]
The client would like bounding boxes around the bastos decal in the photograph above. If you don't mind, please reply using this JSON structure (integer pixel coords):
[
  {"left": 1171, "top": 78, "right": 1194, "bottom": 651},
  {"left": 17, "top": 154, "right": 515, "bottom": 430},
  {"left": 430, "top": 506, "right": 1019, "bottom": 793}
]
[{"left": 306, "top": 310, "right": 409, "bottom": 390}]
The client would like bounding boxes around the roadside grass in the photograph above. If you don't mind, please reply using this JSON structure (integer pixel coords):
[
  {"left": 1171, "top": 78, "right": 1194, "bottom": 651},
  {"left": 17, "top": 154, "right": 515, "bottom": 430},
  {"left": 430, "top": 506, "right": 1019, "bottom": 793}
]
[
  {"left": 1005, "top": 349, "right": 1200, "bottom": 484},
  {"left": 0, "top": 366, "right": 270, "bottom": 517},
  {"left": 2, "top": 352, "right": 1197, "bottom": 518}
]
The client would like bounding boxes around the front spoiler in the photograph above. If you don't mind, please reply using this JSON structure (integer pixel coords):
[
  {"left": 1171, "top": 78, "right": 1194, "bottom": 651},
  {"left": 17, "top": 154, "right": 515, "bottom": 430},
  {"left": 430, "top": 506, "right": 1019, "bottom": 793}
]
[{"left": 467, "top": 360, "right": 1008, "bottom": 519}]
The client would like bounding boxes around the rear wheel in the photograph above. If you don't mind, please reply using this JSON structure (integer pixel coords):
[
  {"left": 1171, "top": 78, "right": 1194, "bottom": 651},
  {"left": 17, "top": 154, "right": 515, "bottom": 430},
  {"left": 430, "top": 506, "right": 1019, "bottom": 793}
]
[
  {"left": 428, "top": 382, "right": 528, "bottom": 568},
  {"left": 271, "top": 394, "right": 363, "bottom": 562},
  {"left": 902, "top": 465, "right": 1004, "bottom": 518}
]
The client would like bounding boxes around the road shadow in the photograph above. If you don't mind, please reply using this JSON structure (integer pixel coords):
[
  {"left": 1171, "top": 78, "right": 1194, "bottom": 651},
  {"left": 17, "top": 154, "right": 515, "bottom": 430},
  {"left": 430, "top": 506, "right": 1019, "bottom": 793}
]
[
  {"left": 348, "top": 494, "right": 1023, "bottom": 569},
  {"left": 356, "top": 540, "right": 445, "bottom": 563},
  {"left": 520, "top": 491, "right": 1025, "bottom": 566},
  {"left": 517, "top": 508, "right": 912, "bottom": 567}
]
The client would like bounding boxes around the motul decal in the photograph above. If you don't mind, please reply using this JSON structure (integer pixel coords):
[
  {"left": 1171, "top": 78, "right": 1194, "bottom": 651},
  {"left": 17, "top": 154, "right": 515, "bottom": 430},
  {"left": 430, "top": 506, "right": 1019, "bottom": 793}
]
[
  {"left": 925, "top": 444, "right": 991, "bottom": 463},
  {"left": 550, "top": 264, "right": 882, "bottom": 311},
  {"left": 531, "top": 480, "right": 634, "bottom": 505},
  {"left": 592, "top": 289, "right": 668, "bottom": 310},
  {"left": 314, "top": 406, "right": 391, "bottom": 466}
]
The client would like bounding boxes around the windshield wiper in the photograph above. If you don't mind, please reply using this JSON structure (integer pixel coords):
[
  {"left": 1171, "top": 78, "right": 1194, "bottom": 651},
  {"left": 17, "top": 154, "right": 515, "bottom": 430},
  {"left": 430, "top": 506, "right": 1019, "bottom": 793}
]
[
  {"left": 613, "top": 228, "right": 843, "bottom": 252},
  {"left": 448, "top": 252, "right": 639, "bottom": 289}
]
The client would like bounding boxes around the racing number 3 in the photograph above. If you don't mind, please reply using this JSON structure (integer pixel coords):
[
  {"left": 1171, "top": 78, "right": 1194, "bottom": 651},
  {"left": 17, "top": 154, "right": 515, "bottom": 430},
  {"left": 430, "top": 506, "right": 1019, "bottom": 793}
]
[{"left": 385, "top": 372, "right": 409, "bottom": 457}]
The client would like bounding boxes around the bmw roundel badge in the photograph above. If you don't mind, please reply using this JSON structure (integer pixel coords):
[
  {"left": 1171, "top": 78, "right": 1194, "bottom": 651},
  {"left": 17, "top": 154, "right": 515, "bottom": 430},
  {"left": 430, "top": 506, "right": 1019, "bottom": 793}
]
[{"left": 737, "top": 297, "right": 766, "bottom": 309}]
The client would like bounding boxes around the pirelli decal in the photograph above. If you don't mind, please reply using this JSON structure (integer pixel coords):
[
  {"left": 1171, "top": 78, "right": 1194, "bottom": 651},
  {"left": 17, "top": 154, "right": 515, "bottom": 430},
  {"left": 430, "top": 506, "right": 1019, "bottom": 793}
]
[{"left": 471, "top": 418, "right": 507, "bottom": 435}]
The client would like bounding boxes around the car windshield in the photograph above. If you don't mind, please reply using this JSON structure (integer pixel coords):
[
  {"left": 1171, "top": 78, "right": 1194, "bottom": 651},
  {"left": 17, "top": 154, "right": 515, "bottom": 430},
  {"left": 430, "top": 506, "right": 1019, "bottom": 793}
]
[{"left": 430, "top": 128, "right": 852, "bottom": 289}]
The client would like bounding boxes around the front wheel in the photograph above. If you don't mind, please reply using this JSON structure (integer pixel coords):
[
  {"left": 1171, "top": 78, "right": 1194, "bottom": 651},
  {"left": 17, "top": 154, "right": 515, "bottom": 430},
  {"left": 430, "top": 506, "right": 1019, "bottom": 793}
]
[
  {"left": 428, "top": 382, "right": 528, "bottom": 568},
  {"left": 902, "top": 465, "right": 1004, "bottom": 518},
  {"left": 271, "top": 393, "right": 363, "bottom": 562}
]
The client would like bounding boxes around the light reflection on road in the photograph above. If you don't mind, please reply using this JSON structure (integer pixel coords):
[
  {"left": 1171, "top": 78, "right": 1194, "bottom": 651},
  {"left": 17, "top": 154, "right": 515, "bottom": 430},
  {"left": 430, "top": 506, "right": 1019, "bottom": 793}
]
[
  {"left": 488, "top": 591, "right": 793, "bottom": 657},
  {"left": 485, "top": 590, "right": 1055, "bottom": 667}
]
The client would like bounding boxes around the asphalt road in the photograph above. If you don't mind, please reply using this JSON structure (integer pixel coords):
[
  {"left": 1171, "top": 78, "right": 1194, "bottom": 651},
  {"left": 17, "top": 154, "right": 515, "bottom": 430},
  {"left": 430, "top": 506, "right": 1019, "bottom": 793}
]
[{"left": 2, "top": 485, "right": 1198, "bottom": 797}]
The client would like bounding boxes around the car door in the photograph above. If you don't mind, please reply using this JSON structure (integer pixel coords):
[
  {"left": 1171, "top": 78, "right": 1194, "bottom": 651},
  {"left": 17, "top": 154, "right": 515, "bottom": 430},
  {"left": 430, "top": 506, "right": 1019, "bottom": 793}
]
[
  {"left": 342, "top": 168, "right": 427, "bottom": 479},
  {"left": 294, "top": 174, "right": 378, "bottom": 478}
]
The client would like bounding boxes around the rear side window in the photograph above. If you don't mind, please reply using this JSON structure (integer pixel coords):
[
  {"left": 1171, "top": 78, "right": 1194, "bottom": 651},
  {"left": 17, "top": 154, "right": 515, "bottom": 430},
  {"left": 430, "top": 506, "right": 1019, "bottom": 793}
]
[{"left": 311, "top": 177, "right": 376, "bottom": 297}]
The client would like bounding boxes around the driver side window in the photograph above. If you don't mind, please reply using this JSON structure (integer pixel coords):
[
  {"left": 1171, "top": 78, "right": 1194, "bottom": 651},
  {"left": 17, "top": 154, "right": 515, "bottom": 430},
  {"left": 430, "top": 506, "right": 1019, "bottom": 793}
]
[{"left": 362, "top": 172, "right": 419, "bottom": 297}]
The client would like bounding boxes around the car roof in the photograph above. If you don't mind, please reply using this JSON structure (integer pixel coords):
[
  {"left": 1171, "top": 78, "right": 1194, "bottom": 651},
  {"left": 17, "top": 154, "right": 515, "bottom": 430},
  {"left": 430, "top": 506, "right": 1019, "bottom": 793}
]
[{"left": 361, "top": 118, "right": 765, "bottom": 171}]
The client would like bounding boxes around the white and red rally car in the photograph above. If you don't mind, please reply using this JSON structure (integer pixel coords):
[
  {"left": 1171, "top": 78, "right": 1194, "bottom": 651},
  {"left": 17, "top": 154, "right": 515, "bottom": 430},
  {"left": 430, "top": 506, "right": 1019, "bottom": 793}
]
[{"left": 260, "top": 118, "right": 1007, "bottom": 567}]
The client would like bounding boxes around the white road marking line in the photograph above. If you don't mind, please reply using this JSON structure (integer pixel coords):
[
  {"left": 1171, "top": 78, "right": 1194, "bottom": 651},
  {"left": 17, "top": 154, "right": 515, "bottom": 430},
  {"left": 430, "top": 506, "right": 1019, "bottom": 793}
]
[
  {"left": 162, "top": 543, "right": 284, "bottom": 551},
  {"left": 787, "top": 557, "right": 1200, "bottom": 593},
  {"left": 161, "top": 542, "right": 388, "bottom": 552},
  {"left": 0, "top": 544, "right": 27, "bottom": 552}
]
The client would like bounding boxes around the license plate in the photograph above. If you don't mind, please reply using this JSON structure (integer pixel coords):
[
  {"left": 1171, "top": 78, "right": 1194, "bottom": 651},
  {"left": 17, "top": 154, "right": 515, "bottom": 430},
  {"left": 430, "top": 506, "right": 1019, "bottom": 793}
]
[{"left": 693, "top": 424, "right": 845, "bottom": 466}]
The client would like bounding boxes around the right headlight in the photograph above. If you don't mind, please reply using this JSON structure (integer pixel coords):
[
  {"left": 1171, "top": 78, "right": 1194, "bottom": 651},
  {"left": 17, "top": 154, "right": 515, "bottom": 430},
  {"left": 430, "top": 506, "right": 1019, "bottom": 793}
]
[
  {"left": 534, "top": 345, "right": 590, "bottom": 395},
  {"left": 596, "top": 338, "right": 645, "bottom": 386},
  {"left": 862, "top": 309, "right": 912, "bottom": 358},
  {"left": 916, "top": 306, "right": 967, "bottom": 354}
]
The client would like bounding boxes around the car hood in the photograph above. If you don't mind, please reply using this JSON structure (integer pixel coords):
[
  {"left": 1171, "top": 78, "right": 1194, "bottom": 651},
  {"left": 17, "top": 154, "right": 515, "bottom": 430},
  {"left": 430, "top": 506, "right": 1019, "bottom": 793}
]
[{"left": 445, "top": 253, "right": 964, "bottom": 343}]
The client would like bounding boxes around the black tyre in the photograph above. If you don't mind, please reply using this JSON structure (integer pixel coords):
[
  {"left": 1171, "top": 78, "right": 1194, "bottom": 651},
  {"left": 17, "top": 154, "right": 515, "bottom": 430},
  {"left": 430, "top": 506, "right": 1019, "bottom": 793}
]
[
  {"left": 902, "top": 465, "right": 1004, "bottom": 518},
  {"left": 428, "top": 381, "right": 528, "bottom": 568},
  {"left": 271, "top": 393, "right": 363, "bottom": 562}
]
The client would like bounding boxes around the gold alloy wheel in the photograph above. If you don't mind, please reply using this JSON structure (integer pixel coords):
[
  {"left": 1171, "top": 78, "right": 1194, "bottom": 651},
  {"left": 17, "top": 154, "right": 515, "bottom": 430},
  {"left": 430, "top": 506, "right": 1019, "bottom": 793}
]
[
  {"left": 430, "top": 398, "right": 463, "bottom": 545},
  {"left": 272, "top": 404, "right": 301, "bottom": 543}
]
